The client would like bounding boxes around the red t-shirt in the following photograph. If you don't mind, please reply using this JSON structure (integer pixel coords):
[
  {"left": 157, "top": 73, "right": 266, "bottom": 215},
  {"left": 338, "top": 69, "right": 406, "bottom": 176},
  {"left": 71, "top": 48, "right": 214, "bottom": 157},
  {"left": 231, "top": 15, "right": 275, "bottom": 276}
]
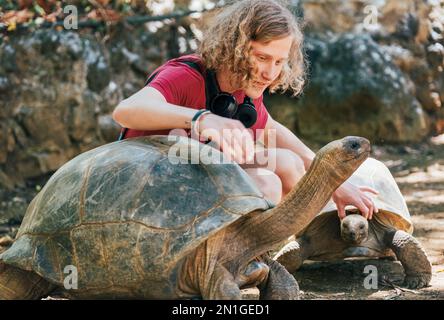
[{"left": 123, "top": 54, "right": 269, "bottom": 141}]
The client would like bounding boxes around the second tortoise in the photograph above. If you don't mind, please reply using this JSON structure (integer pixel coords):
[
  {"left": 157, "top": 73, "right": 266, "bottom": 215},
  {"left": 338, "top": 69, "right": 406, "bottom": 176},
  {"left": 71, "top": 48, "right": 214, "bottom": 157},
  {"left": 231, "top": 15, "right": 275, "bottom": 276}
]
[{"left": 274, "top": 158, "right": 432, "bottom": 289}]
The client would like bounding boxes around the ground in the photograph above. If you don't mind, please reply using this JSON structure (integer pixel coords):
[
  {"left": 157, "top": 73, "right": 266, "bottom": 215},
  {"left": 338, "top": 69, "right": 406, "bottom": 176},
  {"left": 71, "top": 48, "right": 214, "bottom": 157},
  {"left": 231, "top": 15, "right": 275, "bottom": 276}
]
[
  {"left": 245, "top": 138, "right": 444, "bottom": 300},
  {"left": 1, "top": 138, "right": 443, "bottom": 300}
]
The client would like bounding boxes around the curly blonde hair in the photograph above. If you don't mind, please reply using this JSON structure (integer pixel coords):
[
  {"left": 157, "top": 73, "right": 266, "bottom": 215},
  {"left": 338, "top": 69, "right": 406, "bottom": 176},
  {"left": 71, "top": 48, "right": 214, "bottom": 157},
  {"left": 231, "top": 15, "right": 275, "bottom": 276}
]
[{"left": 198, "top": 0, "right": 305, "bottom": 96}]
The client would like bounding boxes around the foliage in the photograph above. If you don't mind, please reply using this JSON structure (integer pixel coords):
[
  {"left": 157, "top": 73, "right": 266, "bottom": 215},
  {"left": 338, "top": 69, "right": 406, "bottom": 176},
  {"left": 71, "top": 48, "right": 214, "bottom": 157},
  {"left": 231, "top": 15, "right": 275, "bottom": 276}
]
[{"left": 0, "top": 0, "right": 217, "bottom": 32}]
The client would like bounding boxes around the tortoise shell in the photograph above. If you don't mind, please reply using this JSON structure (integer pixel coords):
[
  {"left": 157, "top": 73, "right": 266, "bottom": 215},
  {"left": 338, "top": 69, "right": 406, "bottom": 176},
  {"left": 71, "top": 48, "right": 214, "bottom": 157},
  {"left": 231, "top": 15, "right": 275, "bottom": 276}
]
[
  {"left": 0, "top": 136, "right": 271, "bottom": 296},
  {"left": 305, "top": 157, "right": 412, "bottom": 236}
]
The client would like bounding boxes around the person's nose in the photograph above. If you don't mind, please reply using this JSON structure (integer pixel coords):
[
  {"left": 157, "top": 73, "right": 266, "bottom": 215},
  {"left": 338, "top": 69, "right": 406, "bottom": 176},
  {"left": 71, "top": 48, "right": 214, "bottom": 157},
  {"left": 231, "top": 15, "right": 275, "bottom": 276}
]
[{"left": 261, "top": 62, "right": 278, "bottom": 82}]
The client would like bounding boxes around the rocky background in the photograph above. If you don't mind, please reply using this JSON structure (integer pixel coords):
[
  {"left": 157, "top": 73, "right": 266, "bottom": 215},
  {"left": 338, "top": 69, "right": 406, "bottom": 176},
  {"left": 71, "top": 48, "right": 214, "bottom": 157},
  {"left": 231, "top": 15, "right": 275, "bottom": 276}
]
[
  {"left": 0, "top": 0, "right": 443, "bottom": 300},
  {"left": 0, "top": 26, "right": 172, "bottom": 189},
  {"left": 267, "top": 0, "right": 444, "bottom": 144},
  {"left": 0, "top": 0, "right": 444, "bottom": 189},
  {"left": 0, "top": 0, "right": 443, "bottom": 188}
]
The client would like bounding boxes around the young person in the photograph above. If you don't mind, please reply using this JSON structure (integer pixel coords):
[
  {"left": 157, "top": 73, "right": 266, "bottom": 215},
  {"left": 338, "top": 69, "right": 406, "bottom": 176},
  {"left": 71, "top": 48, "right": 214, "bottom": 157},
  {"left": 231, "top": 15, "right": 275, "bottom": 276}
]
[{"left": 113, "top": 0, "right": 378, "bottom": 219}]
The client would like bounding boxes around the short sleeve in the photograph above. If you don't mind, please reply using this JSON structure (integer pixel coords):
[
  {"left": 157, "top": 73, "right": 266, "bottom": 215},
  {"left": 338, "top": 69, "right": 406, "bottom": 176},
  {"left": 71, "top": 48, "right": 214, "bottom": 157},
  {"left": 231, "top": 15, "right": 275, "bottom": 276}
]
[{"left": 147, "top": 64, "right": 204, "bottom": 106}]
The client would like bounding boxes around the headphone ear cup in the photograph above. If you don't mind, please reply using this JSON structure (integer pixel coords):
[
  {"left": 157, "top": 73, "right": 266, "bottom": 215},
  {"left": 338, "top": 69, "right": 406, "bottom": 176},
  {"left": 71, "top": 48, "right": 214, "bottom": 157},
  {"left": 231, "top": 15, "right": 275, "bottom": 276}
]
[
  {"left": 210, "top": 93, "right": 238, "bottom": 118},
  {"left": 234, "top": 100, "right": 257, "bottom": 128}
]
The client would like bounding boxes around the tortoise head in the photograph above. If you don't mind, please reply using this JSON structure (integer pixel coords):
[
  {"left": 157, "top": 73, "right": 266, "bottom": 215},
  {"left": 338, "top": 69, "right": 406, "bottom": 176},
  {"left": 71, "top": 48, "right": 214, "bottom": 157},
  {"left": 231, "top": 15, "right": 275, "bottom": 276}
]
[
  {"left": 314, "top": 136, "right": 370, "bottom": 184},
  {"left": 340, "top": 213, "right": 369, "bottom": 244}
]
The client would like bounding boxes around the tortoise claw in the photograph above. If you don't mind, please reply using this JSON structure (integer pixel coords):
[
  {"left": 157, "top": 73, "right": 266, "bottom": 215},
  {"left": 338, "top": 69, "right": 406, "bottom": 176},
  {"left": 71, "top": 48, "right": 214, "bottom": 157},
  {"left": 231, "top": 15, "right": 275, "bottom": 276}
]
[{"left": 403, "top": 274, "right": 431, "bottom": 289}]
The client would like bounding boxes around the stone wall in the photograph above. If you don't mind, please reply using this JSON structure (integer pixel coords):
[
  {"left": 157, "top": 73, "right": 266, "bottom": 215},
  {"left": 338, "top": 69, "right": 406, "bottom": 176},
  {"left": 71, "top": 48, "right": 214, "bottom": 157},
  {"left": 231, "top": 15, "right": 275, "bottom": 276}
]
[
  {"left": 266, "top": 0, "right": 444, "bottom": 143},
  {"left": 0, "top": 21, "right": 191, "bottom": 188},
  {"left": 1, "top": 0, "right": 444, "bottom": 188}
]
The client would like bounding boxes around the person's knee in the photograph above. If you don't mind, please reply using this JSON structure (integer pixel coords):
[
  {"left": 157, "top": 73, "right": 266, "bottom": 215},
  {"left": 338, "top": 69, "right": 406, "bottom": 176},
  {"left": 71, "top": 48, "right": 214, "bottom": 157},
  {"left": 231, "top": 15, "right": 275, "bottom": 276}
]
[
  {"left": 260, "top": 172, "right": 283, "bottom": 205},
  {"left": 247, "top": 168, "right": 282, "bottom": 204}
]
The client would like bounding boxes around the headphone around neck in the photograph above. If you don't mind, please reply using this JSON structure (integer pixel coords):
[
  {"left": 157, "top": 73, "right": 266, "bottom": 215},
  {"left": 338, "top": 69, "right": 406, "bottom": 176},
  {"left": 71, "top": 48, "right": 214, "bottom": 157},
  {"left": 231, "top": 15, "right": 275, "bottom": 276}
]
[
  {"left": 205, "top": 69, "right": 258, "bottom": 128},
  {"left": 116, "top": 60, "right": 259, "bottom": 141}
]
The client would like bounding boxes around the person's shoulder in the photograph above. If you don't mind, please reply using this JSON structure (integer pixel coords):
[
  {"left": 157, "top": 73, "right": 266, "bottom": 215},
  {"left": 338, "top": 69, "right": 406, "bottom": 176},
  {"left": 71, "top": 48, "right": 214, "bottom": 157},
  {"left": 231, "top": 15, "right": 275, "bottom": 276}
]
[
  {"left": 148, "top": 54, "right": 204, "bottom": 93},
  {"left": 162, "top": 54, "right": 205, "bottom": 82},
  {"left": 148, "top": 54, "right": 206, "bottom": 104}
]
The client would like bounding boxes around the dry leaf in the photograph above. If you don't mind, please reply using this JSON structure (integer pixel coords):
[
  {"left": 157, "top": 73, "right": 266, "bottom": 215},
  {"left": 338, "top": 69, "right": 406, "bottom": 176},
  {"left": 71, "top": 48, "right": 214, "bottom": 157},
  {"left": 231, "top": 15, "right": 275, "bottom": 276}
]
[
  {"left": 96, "top": 0, "right": 111, "bottom": 6},
  {"left": 36, "top": 0, "right": 58, "bottom": 14},
  {"left": 87, "top": 8, "right": 121, "bottom": 22},
  {"left": 1, "top": 9, "right": 34, "bottom": 26},
  {"left": 18, "top": 0, "right": 33, "bottom": 10}
]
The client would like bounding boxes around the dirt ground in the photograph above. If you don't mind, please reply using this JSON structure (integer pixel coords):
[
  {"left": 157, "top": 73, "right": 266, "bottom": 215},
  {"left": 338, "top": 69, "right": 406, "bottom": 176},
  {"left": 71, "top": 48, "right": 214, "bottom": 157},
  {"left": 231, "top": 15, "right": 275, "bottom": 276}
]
[
  {"left": 276, "top": 137, "right": 444, "bottom": 300},
  {"left": 1, "top": 138, "right": 443, "bottom": 300},
  {"left": 245, "top": 137, "right": 444, "bottom": 300}
]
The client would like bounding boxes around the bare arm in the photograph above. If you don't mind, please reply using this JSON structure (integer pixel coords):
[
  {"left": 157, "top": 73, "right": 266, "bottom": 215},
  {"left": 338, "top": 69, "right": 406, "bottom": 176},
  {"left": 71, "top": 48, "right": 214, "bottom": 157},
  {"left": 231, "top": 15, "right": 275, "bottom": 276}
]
[
  {"left": 112, "top": 86, "right": 198, "bottom": 130},
  {"left": 263, "top": 116, "right": 315, "bottom": 170},
  {"left": 112, "top": 86, "right": 255, "bottom": 164},
  {"left": 263, "top": 115, "right": 378, "bottom": 219}
]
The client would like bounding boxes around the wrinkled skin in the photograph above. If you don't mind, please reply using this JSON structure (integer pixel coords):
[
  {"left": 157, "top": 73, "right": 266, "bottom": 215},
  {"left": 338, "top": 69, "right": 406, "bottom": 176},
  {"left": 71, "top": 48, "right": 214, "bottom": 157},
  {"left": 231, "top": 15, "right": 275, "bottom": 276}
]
[
  {"left": 275, "top": 213, "right": 432, "bottom": 289},
  {"left": 0, "top": 136, "right": 370, "bottom": 299}
]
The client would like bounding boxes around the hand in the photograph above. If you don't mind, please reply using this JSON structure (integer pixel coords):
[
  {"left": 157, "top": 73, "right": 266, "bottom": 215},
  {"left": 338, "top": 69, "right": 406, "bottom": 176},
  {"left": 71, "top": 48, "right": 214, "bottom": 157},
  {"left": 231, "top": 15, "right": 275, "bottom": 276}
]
[
  {"left": 332, "top": 180, "right": 379, "bottom": 220},
  {"left": 197, "top": 113, "right": 255, "bottom": 164}
]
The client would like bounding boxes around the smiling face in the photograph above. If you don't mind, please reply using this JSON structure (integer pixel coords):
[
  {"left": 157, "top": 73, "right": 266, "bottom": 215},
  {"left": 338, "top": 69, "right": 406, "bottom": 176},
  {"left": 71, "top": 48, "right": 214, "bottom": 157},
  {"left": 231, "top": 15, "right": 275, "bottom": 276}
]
[
  {"left": 200, "top": 0, "right": 306, "bottom": 99},
  {"left": 245, "top": 36, "right": 293, "bottom": 99}
]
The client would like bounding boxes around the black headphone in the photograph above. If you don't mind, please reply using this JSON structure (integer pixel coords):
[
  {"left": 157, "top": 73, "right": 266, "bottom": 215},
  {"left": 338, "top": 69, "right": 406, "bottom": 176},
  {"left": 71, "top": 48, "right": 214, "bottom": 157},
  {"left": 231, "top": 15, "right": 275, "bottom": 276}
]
[
  {"left": 117, "top": 60, "right": 258, "bottom": 141},
  {"left": 205, "top": 69, "right": 257, "bottom": 128}
]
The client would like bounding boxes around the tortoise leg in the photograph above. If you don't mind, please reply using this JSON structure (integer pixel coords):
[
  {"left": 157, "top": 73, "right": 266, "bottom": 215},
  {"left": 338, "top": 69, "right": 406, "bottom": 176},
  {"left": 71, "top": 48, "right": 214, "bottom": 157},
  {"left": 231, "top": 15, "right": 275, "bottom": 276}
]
[
  {"left": 235, "top": 260, "right": 269, "bottom": 289},
  {"left": 273, "top": 236, "right": 316, "bottom": 273},
  {"left": 386, "top": 230, "right": 432, "bottom": 289},
  {"left": 0, "top": 262, "right": 55, "bottom": 300},
  {"left": 274, "top": 213, "right": 345, "bottom": 274},
  {"left": 201, "top": 264, "right": 242, "bottom": 300},
  {"left": 273, "top": 239, "right": 308, "bottom": 274},
  {"left": 258, "top": 256, "right": 299, "bottom": 300}
]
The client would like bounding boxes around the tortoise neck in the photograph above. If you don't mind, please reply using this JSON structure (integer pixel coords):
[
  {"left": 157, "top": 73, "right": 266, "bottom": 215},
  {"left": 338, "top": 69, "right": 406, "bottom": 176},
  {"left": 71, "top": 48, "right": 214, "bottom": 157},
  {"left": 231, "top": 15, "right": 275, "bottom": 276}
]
[{"left": 223, "top": 158, "right": 346, "bottom": 269}]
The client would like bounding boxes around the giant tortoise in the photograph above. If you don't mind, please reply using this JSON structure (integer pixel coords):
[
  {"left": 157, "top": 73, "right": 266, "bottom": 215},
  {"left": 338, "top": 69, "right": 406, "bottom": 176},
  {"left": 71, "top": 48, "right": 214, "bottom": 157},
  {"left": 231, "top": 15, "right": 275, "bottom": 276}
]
[
  {"left": 0, "top": 135, "right": 369, "bottom": 299},
  {"left": 274, "top": 158, "right": 432, "bottom": 289}
]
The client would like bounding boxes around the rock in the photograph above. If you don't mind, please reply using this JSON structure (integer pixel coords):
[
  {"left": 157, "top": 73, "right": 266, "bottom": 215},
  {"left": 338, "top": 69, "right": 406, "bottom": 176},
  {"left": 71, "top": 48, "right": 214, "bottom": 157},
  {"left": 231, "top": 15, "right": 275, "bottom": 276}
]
[
  {"left": 268, "top": 34, "right": 429, "bottom": 144},
  {"left": 299, "top": 0, "right": 444, "bottom": 133},
  {"left": 380, "top": 44, "right": 417, "bottom": 73},
  {"left": 427, "top": 43, "right": 444, "bottom": 71},
  {"left": 393, "top": 13, "right": 420, "bottom": 41},
  {"left": 0, "top": 236, "right": 13, "bottom": 247},
  {"left": 0, "top": 76, "right": 10, "bottom": 93},
  {"left": 98, "top": 113, "right": 121, "bottom": 143},
  {"left": 0, "top": 170, "right": 14, "bottom": 191},
  {"left": 0, "top": 25, "right": 170, "bottom": 188},
  {"left": 435, "top": 108, "right": 444, "bottom": 133},
  {"left": 84, "top": 40, "right": 111, "bottom": 93},
  {"left": 301, "top": 0, "right": 432, "bottom": 41}
]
